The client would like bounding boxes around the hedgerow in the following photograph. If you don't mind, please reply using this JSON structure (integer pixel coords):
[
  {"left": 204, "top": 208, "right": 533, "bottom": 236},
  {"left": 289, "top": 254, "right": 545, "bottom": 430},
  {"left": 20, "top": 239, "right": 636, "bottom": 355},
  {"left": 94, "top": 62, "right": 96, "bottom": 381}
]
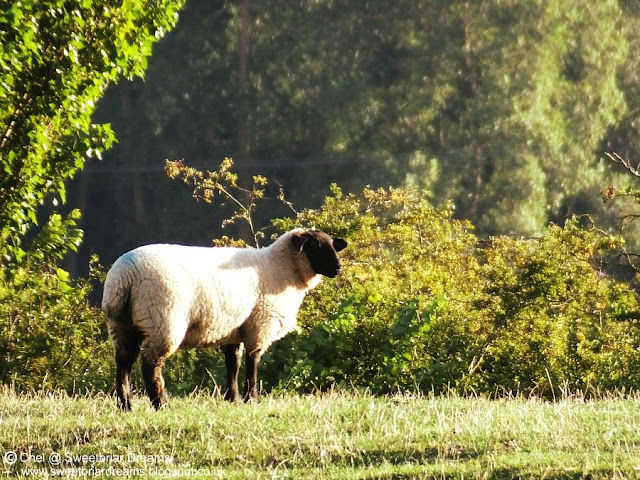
[
  {"left": 262, "top": 186, "right": 640, "bottom": 397},
  {"left": 3, "top": 178, "right": 639, "bottom": 397}
]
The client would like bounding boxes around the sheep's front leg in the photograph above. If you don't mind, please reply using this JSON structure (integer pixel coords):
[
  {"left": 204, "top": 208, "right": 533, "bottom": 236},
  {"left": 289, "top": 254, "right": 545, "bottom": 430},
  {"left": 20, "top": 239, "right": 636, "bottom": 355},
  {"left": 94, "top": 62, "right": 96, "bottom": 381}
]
[
  {"left": 222, "top": 344, "right": 242, "bottom": 402},
  {"left": 243, "top": 348, "right": 262, "bottom": 403}
]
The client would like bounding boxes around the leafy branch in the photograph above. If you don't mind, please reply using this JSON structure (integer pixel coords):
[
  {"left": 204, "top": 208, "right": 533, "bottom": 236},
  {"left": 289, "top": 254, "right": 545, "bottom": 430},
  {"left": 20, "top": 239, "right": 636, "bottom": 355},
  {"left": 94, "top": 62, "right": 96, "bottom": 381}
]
[
  {"left": 600, "top": 151, "right": 640, "bottom": 273},
  {"left": 165, "top": 157, "right": 296, "bottom": 247}
]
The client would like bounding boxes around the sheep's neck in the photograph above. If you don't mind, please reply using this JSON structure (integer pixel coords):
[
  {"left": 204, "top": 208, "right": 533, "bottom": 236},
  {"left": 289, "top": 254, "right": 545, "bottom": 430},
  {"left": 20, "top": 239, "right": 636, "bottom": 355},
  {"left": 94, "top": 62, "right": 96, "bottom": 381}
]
[{"left": 291, "top": 258, "right": 321, "bottom": 291}]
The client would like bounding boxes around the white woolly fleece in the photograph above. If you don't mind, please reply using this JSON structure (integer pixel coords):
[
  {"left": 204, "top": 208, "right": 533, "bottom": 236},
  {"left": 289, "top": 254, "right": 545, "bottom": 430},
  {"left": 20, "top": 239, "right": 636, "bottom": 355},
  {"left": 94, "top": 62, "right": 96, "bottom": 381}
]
[{"left": 101, "top": 230, "right": 323, "bottom": 359}]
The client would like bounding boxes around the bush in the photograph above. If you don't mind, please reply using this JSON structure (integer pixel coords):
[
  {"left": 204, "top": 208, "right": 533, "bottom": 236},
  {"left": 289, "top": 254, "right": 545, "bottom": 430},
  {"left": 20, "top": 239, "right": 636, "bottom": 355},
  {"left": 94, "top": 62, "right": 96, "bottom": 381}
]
[
  {"left": 4, "top": 182, "right": 632, "bottom": 399},
  {"left": 261, "top": 186, "right": 640, "bottom": 397},
  {"left": 7, "top": 174, "right": 638, "bottom": 398},
  {"left": 469, "top": 222, "right": 640, "bottom": 395},
  {"left": 0, "top": 212, "right": 112, "bottom": 392}
]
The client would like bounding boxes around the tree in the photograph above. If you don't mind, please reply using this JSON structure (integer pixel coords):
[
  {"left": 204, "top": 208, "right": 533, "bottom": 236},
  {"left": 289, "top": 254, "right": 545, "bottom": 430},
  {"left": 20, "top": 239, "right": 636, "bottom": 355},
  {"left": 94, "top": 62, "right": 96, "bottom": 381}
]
[
  {"left": 410, "top": 0, "right": 628, "bottom": 234},
  {"left": 598, "top": 2, "right": 640, "bottom": 251},
  {"left": 0, "top": 0, "right": 186, "bottom": 391},
  {"left": 0, "top": 0, "right": 185, "bottom": 267},
  {"left": 81, "top": 0, "right": 631, "bottom": 276},
  {"left": 602, "top": 1, "right": 640, "bottom": 164}
]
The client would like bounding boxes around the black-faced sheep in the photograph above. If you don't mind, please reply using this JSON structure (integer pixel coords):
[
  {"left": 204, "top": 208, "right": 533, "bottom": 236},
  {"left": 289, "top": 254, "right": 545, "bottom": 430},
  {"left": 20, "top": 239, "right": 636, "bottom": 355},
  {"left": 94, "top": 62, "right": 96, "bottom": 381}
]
[{"left": 101, "top": 229, "right": 347, "bottom": 410}]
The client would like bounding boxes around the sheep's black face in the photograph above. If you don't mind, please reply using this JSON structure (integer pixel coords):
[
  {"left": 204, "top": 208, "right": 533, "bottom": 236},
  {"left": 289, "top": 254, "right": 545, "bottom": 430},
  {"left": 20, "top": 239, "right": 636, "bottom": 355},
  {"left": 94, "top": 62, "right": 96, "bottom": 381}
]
[{"left": 292, "top": 230, "right": 347, "bottom": 278}]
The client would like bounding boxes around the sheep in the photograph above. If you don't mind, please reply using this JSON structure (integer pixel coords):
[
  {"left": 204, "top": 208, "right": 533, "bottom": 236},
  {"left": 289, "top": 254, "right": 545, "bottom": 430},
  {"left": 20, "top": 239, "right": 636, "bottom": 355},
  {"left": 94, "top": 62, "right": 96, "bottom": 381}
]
[{"left": 101, "top": 228, "right": 347, "bottom": 410}]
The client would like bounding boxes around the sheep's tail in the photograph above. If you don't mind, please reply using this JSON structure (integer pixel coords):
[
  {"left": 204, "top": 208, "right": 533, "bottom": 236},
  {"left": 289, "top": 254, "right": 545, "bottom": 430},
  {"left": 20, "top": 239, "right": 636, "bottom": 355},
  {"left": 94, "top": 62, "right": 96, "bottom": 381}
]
[{"left": 101, "top": 260, "right": 133, "bottom": 325}]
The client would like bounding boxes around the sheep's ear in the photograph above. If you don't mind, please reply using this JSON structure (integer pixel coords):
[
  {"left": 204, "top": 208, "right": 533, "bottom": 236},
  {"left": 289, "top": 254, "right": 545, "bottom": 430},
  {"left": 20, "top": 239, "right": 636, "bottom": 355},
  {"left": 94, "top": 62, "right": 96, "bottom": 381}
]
[
  {"left": 291, "top": 232, "right": 310, "bottom": 252},
  {"left": 333, "top": 237, "right": 347, "bottom": 252}
]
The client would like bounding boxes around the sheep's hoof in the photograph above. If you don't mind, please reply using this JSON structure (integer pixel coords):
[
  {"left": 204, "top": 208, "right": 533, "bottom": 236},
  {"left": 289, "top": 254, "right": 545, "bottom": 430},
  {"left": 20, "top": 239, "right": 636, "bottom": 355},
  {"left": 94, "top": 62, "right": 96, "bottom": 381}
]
[
  {"left": 150, "top": 397, "right": 169, "bottom": 411},
  {"left": 116, "top": 395, "right": 133, "bottom": 411}
]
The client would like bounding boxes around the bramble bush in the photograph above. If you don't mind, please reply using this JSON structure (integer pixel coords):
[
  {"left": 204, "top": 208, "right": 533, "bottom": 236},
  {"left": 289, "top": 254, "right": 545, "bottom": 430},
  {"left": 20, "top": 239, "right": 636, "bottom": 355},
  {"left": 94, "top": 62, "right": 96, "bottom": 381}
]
[{"left": 468, "top": 224, "right": 640, "bottom": 395}]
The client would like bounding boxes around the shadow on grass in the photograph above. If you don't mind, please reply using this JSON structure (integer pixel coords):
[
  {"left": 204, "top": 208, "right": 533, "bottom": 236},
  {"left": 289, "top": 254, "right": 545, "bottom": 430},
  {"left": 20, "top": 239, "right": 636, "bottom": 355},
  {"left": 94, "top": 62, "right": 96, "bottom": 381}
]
[
  {"left": 369, "top": 468, "right": 609, "bottom": 480},
  {"left": 212, "top": 444, "right": 616, "bottom": 480}
]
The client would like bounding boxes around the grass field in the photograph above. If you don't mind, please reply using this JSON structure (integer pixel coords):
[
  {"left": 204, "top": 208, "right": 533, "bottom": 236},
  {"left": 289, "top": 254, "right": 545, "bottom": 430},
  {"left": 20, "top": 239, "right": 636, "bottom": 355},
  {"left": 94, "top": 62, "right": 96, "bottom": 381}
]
[{"left": 1, "top": 389, "right": 639, "bottom": 479}]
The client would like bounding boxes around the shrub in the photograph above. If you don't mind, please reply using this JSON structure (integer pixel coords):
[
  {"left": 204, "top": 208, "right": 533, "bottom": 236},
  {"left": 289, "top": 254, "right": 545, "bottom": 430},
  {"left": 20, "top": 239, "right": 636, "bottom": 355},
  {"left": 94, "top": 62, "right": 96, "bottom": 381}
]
[
  {"left": 469, "top": 222, "right": 640, "bottom": 395},
  {"left": 161, "top": 161, "right": 640, "bottom": 398},
  {"left": 262, "top": 187, "right": 640, "bottom": 397},
  {"left": 263, "top": 186, "right": 484, "bottom": 394},
  {"left": 0, "top": 212, "right": 112, "bottom": 392}
]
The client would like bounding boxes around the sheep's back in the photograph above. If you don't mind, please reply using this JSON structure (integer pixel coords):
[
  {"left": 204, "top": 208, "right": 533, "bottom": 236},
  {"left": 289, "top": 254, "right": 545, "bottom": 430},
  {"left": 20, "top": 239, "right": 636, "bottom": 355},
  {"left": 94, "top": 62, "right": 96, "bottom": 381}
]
[{"left": 122, "top": 244, "right": 261, "bottom": 349}]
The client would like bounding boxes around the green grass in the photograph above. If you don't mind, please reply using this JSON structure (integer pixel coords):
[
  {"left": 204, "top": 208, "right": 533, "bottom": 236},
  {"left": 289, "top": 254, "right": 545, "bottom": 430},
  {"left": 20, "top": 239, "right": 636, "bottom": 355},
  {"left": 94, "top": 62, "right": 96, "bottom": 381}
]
[{"left": 1, "top": 389, "right": 639, "bottom": 479}]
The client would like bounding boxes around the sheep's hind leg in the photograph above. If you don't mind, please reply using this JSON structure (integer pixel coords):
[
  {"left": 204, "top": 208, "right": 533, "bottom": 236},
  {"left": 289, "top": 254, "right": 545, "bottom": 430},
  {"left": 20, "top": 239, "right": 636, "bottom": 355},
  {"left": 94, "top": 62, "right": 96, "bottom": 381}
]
[
  {"left": 141, "top": 350, "right": 169, "bottom": 410},
  {"left": 222, "top": 344, "right": 242, "bottom": 402},
  {"left": 110, "top": 323, "right": 142, "bottom": 411},
  {"left": 243, "top": 348, "right": 262, "bottom": 403}
]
